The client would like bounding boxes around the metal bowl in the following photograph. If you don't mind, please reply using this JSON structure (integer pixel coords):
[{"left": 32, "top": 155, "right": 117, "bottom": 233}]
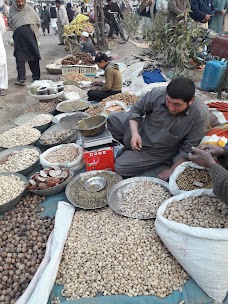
[
  {"left": 28, "top": 170, "right": 74, "bottom": 197},
  {"left": 0, "top": 172, "right": 27, "bottom": 213},
  {"left": 0, "top": 145, "right": 41, "bottom": 176},
  {"left": 14, "top": 112, "right": 53, "bottom": 133},
  {"left": 84, "top": 176, "right": 106, "bottom": 192},
  {"left": 28, "top": 90, "right": 64, "bottom": 101},
  {"left": 52, "top": 112, "right": 91, "bottom": 124},
  {"left": 65, "top": 170, "right": 123, "bottom": 210},
  {"left": 107, "top": 177, "right": 170, "bottom": 220},
  {"left": 74, "top": 115, "right": 107, "bottom": 137},
  {"left": 38, "top": 120, "right": 79, "bottom": 148}
]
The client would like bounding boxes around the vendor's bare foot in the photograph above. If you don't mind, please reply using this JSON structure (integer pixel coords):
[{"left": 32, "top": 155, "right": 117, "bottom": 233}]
[{"left": 0, "top": 89, "right": 6, "bottom": 96}]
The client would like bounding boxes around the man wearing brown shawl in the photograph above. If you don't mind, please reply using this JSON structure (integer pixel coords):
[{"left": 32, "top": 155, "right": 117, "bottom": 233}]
[{"left": 9, "top": 0, "right": 41, "bottom": 86}]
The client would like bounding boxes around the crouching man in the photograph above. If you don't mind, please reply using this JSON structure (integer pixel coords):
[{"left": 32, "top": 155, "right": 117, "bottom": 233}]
[{"left": 107, "top": 77, "right": 210, "bottom": 180}]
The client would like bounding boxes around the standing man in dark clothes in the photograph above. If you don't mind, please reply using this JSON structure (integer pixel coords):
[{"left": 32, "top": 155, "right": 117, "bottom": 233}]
[
  {"left": 9, "top": 0, "right": 41, "bottom": 86},
  {"left": 50, "top": 2, "right": 57, "bottom": 34},
  {"left": 66, "top": 2, "right": 74, "bottom": 23},
  {"left": 41, "top": 5, "right": 50, "bottom": 35},
  {"left": 190, "top": 0, "right": 215, "bottom": 24},
  {"left": 104, "top": 0, "right": 124, "bottom": 39}
]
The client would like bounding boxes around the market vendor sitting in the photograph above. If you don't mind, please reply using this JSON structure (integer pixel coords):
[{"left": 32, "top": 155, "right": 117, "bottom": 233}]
[
  {"left": 189, "top": 144, "right": 228, "bottom": 204},
  {"left": 87, "top": 52, "right": 122, "bottom": 102},
  {"left": 107, "top": 77, "right": 210, "bottom": 179},
  {"left": 79, "top": 31, "right": 96, "bottom": 57}
]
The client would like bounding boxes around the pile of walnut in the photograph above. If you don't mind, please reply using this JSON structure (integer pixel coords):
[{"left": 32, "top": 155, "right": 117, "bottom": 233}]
[
  {"left": 164, "top": 196, "right": 228, "bottom": 228},
  {"left": 176, "top": 167, "right": 213, "bottom": 191},
  {"left": 0, "top": 194, "right": 54, "bottom": 304},
  {"left": 56, "top": 208, "right": 188, "bottom": 299},
  {"left": 27, "top": 166, "right": 71, "bottom": 191}
]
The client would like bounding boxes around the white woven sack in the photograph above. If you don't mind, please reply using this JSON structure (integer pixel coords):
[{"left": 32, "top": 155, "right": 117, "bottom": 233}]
[
  {"left": 169, "top": 161, "right": 213, "bottom": 196},
  {"left": 40, "top": 143, "right": 83, "bottom": 170},
  {"left": 155, "top": 190, "right": 228, "bottom": 303}
]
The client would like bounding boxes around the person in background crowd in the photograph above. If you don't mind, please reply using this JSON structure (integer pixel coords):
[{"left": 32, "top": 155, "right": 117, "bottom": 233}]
[
  {"left": 167, "top": 0, "right": 190, "bottom": 26},
  {"left": 81, "top": 1, "right": 87, "bottom": 14},
  {"left": 190, "top": 0, "right": 215, "bottom": 28},
  {"left": 50, "top": 2, "right": 57, "bottom": 34},
  {"left": 77, "top": 31, "right": 96, "bottom": 56},
  {"left": 88, "top": 52, "right": 122, "bottom": 102},
  {"left": 189, "top": 144, "right": 228, "bottom": 204},
  {"left": 55, "top": 0, "right": 69, "bottom": 45},
  {"left": 104, "top": 0, "right": 124, "bottom": 39},
  {"left": 66, "top": 2, "right": 74, "bottom": 23},
  {"left": 41, "top": 5, "right": 50, "bottom": 35},
  {"left": 3, "top": 0, "right": 10, "bottom": 18},
  {"left": 0, "top": 13, "right": 8, "bottom": 95},
  {"left": 107, "top": 77, "right": 210, "bottom": 178},
  {"left": 156, "top": 0, "right": 168, "bottom": 13},
  {"left": 209, "top": 0, "right": 226, "bottom": 33},
  {"left": 9, "top": 0, "right": 41, "bottom": 86},
  {"left": 139, "top": 0, "right": 154, "bottom": 39}
]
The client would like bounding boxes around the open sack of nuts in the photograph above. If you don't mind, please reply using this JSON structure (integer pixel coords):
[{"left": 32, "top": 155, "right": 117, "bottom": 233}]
[
  {"left": 155, "top": 190, "right": 228, "bottom": 302},
  {"left": 40, "top": 143, "right": 84, "bottom": 171},
  {"left": 169, "top": 161, "right": 213, "bottom": 196}
]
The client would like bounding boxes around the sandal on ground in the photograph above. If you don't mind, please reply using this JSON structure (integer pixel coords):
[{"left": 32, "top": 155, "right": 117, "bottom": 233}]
[
  {"left": 0, "top": 89, "right": 6, "bottom": 96},
  {"left": 14, "top": 80, "right": 25, "bottom": 86}
]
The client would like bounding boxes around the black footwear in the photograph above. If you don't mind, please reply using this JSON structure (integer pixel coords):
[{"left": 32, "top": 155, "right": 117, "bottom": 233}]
[
  {"left": 14, "top": 80, "right": 25, "bottom": 86},
  {"left": 58, "top": 43, "right": 64, "bottom": 45}
]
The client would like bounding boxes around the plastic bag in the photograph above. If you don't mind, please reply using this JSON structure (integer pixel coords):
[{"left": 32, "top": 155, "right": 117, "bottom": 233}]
[
  {"left": 155, "top": 190, "right": 228, "bottom": 303},
  {"left": 169, "top": 161, "right": 213, "bottom": 196},
  {"left": 63, "top": 92, "right": 80, "bottom": 100},
  {"left": 40, "top": 143, "right": 84, "bottom": 170}
]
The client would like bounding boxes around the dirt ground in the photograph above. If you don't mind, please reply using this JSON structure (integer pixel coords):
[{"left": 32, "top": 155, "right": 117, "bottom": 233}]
[{"left": 0, "top": 28, "right": 220, "bottom": 135}]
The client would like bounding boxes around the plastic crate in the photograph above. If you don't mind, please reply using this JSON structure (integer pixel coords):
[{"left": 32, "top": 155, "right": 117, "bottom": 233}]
[{"left": 61, "top": 64, "right": 97, "bottom": 76}]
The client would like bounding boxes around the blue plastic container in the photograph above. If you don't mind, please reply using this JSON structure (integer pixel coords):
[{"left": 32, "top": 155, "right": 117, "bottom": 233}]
[{"left": 201, "top": 60, "right": 227, "bottom": 92}]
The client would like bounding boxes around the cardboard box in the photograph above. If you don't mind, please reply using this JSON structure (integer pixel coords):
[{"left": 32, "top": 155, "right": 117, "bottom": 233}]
[{"left": 83, "top": 147, "right": 114, "bottom": 171}]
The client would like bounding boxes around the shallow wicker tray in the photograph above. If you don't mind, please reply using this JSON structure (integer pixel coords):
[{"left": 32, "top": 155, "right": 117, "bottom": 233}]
[
  {"left": 65, "top": 170, "right": 123, "bottom": 210},
  {"left": 28, "top": 170, "right": 74, "bottom": 197},
  {"left": 107, "top": 177, "right": 170, "bottom": 220},
  {"left": 0, "top": 145, "right": 41, "bottom": 176},
  {"left": 0, "top": 172, "right": 27, "bottom": 213},
  {"left": 38, "top": 120, "right": 79, "bottom": 148},
  {"left": 28, "top": 90, "right": 64, "bottom": 101},
  {"left": 45, "top": 64, "right": 62, "bottom": 75},
  {"left": 14, "top": 112, "right": 53, "bottom": 133}
]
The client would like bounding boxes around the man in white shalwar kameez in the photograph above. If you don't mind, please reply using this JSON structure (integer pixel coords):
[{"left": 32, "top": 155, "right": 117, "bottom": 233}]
[{"left": 0, "top": 13, "right": 8, "bottom": 96}]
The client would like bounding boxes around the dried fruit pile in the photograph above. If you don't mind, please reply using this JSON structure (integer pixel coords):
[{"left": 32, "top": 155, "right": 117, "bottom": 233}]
[
  {"left": 40, "top": 130, "right": 75, "bottom": 145},
  {"left": 0, "top": 126, "right": 41, "bottom": 148},
  {"left": 0, "top": 194, "right": 54, "bottom": 304},
  {"left": 102, "top": 93, "right": 138, "bottom": 106},
  {"left": 45, "top": 145, "right": 80, "bottom": 163},
  {"left": 118, "top": 180, "right": 171, "bottom": 219},
  {"left": 164, "top": 196, "right": 228, "bottom": 228},
  {"left": 176, "top": 167, "right": 213, "bottom": 191},
  {"left": 27, "top": 167, "right": 72, "bottom": 191},
  {"left": 0, "top": 175, "right": 25, "bottom": 206},
  {"left": 56, "top": 208, "right": 188, "bottom": 299},
  {"left": 0, "top": 148, "right": 40, "bottom": 173},
  {"left": 62, "top": 73, "right": 89, "bottom": 82}
]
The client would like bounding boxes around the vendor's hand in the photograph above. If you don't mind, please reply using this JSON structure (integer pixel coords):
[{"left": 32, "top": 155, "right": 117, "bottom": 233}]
[
  {"left": 130, "top": 133, "right": 142, "bottom": 151},
  {"left": 204, "top": 14, "right": 212, "bottom": 21},
  {"left": 221, "top": 9, "right": 227, "bottom": 15},
  {"left": 198, "top": 144, "right": 225, "bottom": 157},
  {"left": 157, "top": 168, "right": 173, "bottom": 181},
  {"left": 189, "top": 147, "right": 217, "bottom": 168}
]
